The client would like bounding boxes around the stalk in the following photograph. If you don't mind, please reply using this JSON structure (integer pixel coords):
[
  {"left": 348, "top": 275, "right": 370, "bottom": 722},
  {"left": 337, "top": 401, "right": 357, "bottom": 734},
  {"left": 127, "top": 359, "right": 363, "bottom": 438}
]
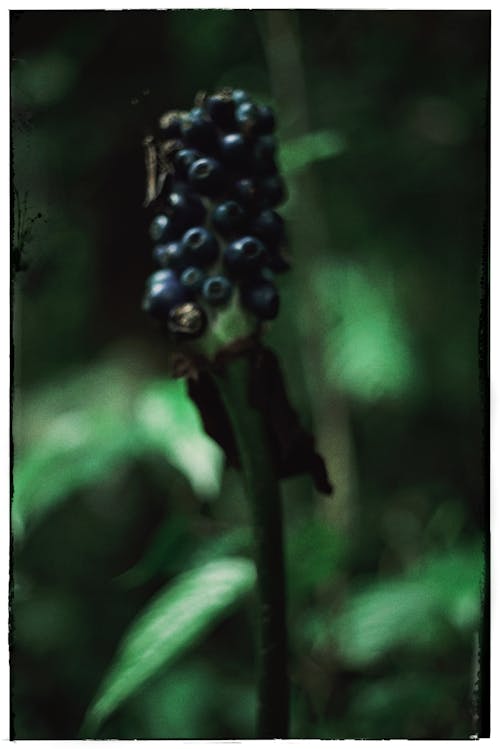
[{"left": 213, "top": 355, "right": 289, "bottom": 739}]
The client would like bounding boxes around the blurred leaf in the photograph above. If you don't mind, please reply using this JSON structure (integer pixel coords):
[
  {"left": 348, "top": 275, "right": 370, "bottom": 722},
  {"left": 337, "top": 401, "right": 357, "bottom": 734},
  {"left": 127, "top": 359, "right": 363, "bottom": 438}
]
[
  {"left": 287, "top": 519, "right": 345, "bottom": 598},
  {"left": 82, "top": 556, "right": 256, "bottom": 735},
  {"left": 280, "top": 129, "right": 346, "bottom": 174},
  {"left": 313, "top": 261, "right": 417, "bottom": 400},
  {"left": 333, "top": 543, "right": 484, "bottom": 666},
  {"left": 135, "top": 379, "right": 223, "bottom": 499},
  {"left": 13, "top": 360, "right": 223, "bottom": 538},
  {"left": 303, "top": 543, "right": 484, "bottom": 667}
]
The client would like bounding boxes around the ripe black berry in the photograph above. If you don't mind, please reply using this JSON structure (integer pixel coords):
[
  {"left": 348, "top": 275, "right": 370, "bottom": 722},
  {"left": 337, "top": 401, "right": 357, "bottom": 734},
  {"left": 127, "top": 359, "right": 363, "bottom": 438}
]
[
  {"left": 149, "top": 214, "right": 177, "bottom": 243},
  {"left": 174, "top": 148, "right": 202, "bottom": 179},
  {"left": 219, "top": 133, "right": 252, "bottom": 169},
  {"left": 240, "top": 279, "right": 280, "bottom": 320},
  {"left": 188, "top": 157, "right": 225, "bottom": 197},
  {"left": 202, "top": 275, "right": 233, "bottom": 306},
  {"left": 165, "top": 190, "right": 206, "bottom": 229},
  {"left": 211, "top": 200, "right": 246, "bottom": 237},
  {"left": 180, "top": 265, "right": 205, "bottom": 293},
  {"left": 153, "top": 241, "right": 188, "bottom": 270},
  {"left": 205, "top": 95, "right": 236, "bottom": 130},
  {"left": 224, "top": 236, "right": 266, "bottom": 276},
  {"left": 232, "top": 177, "right": 259, "bottom": 208},
  {"left": 250, "top": 209, "right": 285, "bottom": 247},
  {"left": 143, "top": 270, "right": 188, "bottom": 319},
  {"left": 181, "top": 226, "right": 219, "bottom": 267},
  {"left": 146, "top": 268, "right": 177, "bottom": 290},
  {"left": 181, "top": 107, "right": 218, "bottom": 151},
  {"left": 232, "top": 89, "right": 250, "bottom": 106},
  {"left": 255, "top": 105, "right": 275, "bottom": 135},
  {"left": 259, "top": 174, "right": 287, "bottom": 208},
  {"left": 235, "top": 101, "right": 259, "bottom": 130}
]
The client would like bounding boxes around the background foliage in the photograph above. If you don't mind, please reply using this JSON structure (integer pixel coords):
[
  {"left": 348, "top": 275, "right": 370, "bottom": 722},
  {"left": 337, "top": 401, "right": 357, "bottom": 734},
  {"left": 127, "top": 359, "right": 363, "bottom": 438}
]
[{"left": 11, "top": 9, "right": 488, "bottom": 739}]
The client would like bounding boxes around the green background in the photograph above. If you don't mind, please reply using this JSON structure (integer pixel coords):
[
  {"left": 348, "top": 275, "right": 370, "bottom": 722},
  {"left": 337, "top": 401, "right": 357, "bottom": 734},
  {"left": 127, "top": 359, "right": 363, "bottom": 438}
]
[{"left": 11, "top": 9, "right": 488, "bottom": 739}]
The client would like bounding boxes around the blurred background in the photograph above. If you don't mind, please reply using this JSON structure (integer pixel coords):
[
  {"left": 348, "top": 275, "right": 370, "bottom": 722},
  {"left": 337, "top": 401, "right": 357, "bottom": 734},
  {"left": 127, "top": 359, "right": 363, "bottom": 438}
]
[{"left": 11, "top": 9, "right": 489, "bottom": 740}]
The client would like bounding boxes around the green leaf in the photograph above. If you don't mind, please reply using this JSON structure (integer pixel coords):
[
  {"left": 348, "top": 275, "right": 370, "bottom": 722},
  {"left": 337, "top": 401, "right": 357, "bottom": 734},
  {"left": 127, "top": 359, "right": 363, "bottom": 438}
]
[
  {"left": 135, "top": 379, "right": 223, "bottom": 499},
  {"left": 280, "top": 129, "right": 346, "bottom": 174},
  {"left": 333, "top": 543, "right": 484, "bottom": 666},
  {"left": 81, "top": 557, "right": 256, "bottom": 736},
  {"left": 13, "top": 359, "right": 223, "bottom": 538},
  {"left": 303, "top": 543, "right": 484, "bottom": 667}
]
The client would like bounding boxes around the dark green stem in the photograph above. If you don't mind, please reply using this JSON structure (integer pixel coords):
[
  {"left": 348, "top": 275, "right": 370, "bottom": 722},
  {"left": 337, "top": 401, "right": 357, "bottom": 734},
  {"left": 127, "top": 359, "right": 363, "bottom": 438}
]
[{"left": 214, "top": 355, "right": 289, "bottom": 739}]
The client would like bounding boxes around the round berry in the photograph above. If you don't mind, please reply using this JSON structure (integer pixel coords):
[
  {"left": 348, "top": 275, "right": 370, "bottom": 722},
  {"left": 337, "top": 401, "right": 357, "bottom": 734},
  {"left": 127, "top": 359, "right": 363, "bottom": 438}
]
[
  {"left": 255, "top": 105, "right": 275, "bottom": 135},
  {"left": 202, "top": 275, "right": 233, "bottom": 306},
  {"left": 181, "top": 226, "right": 219, "bottom": 267},
  {"left": 165, "top": 190, "right": 206, "bottom": 229},
  {"left": 180, "top": 265, "right": 205, "bottom": 293},
  {"left": 173, "top": 148, "right": 202, "bottom": 179},
  {"left": 205, "top": 95, "right": 236, "bottom": 130},
  {"left": 232, "top": 89, "right": 250, "bottom": 106},
  {"left": 219, "top": 133, "right": 252, "bottom": 169},
  {"left": 181, "top": 107, "right": 218, "bottom": 151},
  {"left": 259, "top": 174, "right": 287, "bottom": 208},
  {"left": 143, "top": 271, "right": 188, "bottom": 319},
  {"left": 153, "top": 241, "right": 188, "bottom": 270},
  {"left": 212, "top": 200, "right": 246, "bottom": 237},
  {"left": 241, "top": 279, "right": 280, "bottom": 320},
  {"left": 236, "top": 101, "right": 259, "bottom": 130},
  {"left": 149, "top": 214, "right": 177, "bottom": 243},
  {"left": 250, "top": 210, "right": 285, "bottom": 247},
  {"left": 188, "top": 157, "right": 225, "bottom": 197},
  {"left": 254, "top": 135, "right": 276, "bottom": 161},
  {"left": 224, "top": 236, "right": 266, "bottom": 276},
  {"left": 232, "top": 177, "right": 259, "bottom": 208},
  {"left": 146, "top": 268, "right": 177, "bottom": 290}
]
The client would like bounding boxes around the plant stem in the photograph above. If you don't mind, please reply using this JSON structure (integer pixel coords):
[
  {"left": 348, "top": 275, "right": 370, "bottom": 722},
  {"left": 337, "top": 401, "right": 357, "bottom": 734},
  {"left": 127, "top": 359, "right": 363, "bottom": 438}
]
[{"left": 213, "top": 355, "right": 289, "bottom": 739}]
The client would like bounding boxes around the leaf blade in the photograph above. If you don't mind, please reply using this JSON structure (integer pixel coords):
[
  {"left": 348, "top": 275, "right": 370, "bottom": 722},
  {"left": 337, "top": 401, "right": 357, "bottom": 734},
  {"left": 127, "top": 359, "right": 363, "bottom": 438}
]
[{"left": 82, "top": 556, "right": 256, "bottom": 736}]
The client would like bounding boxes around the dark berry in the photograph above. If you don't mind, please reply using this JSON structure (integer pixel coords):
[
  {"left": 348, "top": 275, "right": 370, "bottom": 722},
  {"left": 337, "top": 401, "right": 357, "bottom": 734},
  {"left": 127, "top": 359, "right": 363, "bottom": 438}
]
[
  {"left": 180, "top": 266, "right": 205, "bottom": 293},
  {"left": 250, "top": 210, "right": 285, "bottom": 247},
  {"left": 259, "top": 174, "right": 287, "bottom": 208},
  {"left": 153, "top": 241, "right": 188, "bottom": 270},
  {"left": 181, "top": 226, "right": 219, "bottom": 267},
  {"left": 252, "top": 135, "right": 278, "bottom": 175},
  {"left": 202, "top": 275, "right": 233, "bottom": 306},
  {"left": 173, "top": 148, "right": 202, "bottom": 179},
  {"left": 211, "top": 200, "right": 246, "bottom": 237},
  {"left": 146, "top": 269, "right": 177, "bottom": 290},
  {"left": 165, "top": 190, "right": 206, "bottom": 229},
  {"left": 224, "top": 236, "right": 266, "bottom": 276},
  {"left": 149, "top": 214, "right": 177, "bottom": 243},
  {"left": 219, "top": 133, "right": 252, "bottom": 169},
  {"left": 240, "top": 279, "right": 280, "bottom": 320},
  {"left": 143, "top": 271, "right": 188, "bottom": 319},
  {"left": 255, "top": 105, "right": 275, "bottom": 135},
  {"left": 188, "top": 157, "right": 225, "bottom": 197},
  {"left": 233, "top": 177, "right": 259, "bottom": 208},
  {"left": 205, "top": 95, "right": 236, "bottom": 130},
  {"left": 232, "top": 89, "right": 250, "bottom": 106},
  {"left": 235, "top": 101, "right": 259, "bottom": 130},
  {"left": 181, "top": 108, "right": 218, "bottom": 151}
]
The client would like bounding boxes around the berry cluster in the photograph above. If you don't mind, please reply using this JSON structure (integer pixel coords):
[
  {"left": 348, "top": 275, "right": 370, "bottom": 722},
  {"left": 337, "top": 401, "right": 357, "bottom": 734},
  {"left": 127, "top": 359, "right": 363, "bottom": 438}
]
[{"left": 143, "top": 89, "right": 290, "bottom": 341}]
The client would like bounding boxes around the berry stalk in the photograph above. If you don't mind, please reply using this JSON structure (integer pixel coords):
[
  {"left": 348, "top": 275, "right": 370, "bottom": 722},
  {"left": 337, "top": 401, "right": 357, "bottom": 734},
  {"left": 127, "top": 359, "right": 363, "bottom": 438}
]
[{"left": 213, "top": 355, "right": 289, "bottom": 739}]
